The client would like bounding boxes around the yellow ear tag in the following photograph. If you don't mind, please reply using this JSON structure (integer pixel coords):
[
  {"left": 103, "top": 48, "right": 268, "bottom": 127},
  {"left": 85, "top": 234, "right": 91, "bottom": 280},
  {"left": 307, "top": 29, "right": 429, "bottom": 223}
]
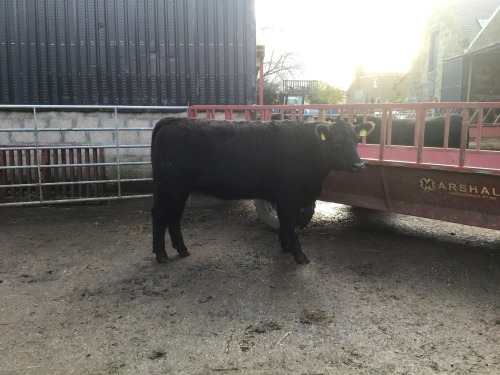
[
  {"left": 359, "top": 129, "right": 367, "bottom": 137},
  {"left": 321, "top": 132, "right": 326, "bottom": 141}
]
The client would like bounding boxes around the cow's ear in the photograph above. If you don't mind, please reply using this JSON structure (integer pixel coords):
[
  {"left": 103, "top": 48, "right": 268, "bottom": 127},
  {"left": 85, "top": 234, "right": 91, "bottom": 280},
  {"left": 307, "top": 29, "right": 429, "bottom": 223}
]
[
  {"left": 354, "top": 121, "right": 375, "bottom": 137},
  {"left": 315, "top": 124, "right": 329, "bottom": 141}
]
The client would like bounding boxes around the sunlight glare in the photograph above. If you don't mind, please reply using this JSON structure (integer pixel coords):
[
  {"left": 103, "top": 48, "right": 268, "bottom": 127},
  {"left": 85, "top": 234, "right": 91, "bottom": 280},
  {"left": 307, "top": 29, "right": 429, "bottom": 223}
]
[{"left": 256, "top": 0, "right": 433, "bottom": 88}]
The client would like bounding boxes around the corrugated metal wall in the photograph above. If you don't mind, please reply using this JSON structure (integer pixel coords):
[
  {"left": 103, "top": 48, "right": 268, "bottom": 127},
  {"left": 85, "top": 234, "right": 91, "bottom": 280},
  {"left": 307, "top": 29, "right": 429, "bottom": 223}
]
[
  {"left": 440, "top": 58, "right": 463, "bottom": 102},
  {"left": 0, "top": 0, "right": 256, "bottom": 106}
]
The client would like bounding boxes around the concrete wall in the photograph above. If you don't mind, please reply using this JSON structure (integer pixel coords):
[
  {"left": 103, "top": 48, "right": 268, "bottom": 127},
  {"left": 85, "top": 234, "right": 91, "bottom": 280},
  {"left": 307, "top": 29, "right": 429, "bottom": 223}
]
[{"left": 0, "top": 110, "right": 187, "bottom": 180}]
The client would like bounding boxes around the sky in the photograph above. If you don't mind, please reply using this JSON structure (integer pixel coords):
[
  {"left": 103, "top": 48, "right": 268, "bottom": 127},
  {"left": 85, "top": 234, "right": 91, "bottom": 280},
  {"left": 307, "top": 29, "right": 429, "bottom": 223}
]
[{"left": 255, "top": 0, "right": 434, "bottom": 89}]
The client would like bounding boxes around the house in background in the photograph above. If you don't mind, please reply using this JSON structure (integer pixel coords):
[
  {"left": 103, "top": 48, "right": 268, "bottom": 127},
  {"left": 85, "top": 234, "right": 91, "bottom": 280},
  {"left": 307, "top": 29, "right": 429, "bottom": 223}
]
[
  {"left": 346, "top": 67, "right": 409, "bottom": 104},
  {"left": 441, "top": 6, "right": 500, "bottom": 102},
  {"left": 408, "top": 0, "right": 500, "bottom": 102}
]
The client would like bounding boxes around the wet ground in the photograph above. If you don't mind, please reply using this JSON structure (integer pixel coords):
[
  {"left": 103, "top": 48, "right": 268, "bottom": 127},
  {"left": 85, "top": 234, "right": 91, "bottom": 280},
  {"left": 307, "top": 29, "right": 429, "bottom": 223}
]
[{"left": 1, "top": 197, "right": 499, "bottom": 374}]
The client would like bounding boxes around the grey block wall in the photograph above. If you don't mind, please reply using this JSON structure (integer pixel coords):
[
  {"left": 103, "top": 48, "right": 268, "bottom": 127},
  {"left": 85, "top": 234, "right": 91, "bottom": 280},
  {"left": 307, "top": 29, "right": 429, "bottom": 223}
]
[{"left": 0, "top": 110, "right": 187, "bottom": 179}]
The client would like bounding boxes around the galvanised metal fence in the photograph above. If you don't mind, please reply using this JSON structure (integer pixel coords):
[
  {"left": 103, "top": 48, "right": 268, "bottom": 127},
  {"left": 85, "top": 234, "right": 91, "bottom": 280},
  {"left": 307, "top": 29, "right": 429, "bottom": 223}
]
[{"left": 0, "top": 105, "right": 187, "bottom": 207}]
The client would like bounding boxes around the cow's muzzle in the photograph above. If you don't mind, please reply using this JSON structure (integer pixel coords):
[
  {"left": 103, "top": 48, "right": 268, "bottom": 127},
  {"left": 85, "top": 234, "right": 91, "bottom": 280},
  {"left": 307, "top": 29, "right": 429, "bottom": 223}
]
[{"left": 350, "top": 161, "right": 366, "bottom": 172}]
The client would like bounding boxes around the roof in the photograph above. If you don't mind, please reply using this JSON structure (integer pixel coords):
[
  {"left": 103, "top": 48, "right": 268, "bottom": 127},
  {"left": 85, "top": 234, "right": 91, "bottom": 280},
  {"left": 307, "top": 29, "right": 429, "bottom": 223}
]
[
  {"left": 453, "top": 0, "right": 500, "bottom": 44},
  {"left": 465, "top": 5, "right": 500, "bottom": 54}
]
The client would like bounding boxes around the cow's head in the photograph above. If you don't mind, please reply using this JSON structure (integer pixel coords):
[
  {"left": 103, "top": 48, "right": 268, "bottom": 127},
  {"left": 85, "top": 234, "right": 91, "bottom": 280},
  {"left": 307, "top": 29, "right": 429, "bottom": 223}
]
[{"left": 315, "top": 119, "right": 374, "bottom": 172}]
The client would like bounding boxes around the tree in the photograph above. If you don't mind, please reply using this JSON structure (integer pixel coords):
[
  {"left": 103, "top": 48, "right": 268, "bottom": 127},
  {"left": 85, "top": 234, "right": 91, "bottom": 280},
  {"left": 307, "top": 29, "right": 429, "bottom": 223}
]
[
  {"left": 257, "top": 52, "right": 345, "bottom": 105},
  {"left": 262, "top": 50, "right": 304, "bottom": 83},
  {"left": 262, "top": 80, "right": 281, "bottom": 105},
  {"left": 257, "top": 51, "right": 304, "bottom": 104},
  {"left": 308, "top": 81, "right": 345, "bottom": 104}
]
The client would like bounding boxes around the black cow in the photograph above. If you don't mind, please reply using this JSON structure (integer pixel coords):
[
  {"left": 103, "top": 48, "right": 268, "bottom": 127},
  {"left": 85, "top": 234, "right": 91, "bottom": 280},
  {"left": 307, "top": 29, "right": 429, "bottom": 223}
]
[
  {"left": 151, "top": 117, "right": 374, "bottom": 264},
  {"left": 354, "top": 114, "right": 466, "bottom": 148}
]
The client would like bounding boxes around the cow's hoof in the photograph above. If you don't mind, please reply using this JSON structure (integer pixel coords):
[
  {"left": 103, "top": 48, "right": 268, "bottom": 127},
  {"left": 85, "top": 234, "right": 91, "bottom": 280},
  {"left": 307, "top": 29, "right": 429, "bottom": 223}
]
[
  {"left": 155, "top": 254, "right": 169, "bottom": 263},
  {"left": 178, "top": 249, "right": 191, "bottom": 257},
  {"left": 294, "top": 253, "right": 310, "bottom": 264}
]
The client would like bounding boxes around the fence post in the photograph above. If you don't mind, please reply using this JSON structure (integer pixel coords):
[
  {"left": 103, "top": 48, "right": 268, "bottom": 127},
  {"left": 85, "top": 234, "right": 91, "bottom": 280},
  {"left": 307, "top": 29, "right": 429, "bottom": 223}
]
[
  {"left": 115, "top": 107, "right": 122, "bottom": 198},
  {"left": 33, "top": 107, "right": 44, "bottom": 203}
]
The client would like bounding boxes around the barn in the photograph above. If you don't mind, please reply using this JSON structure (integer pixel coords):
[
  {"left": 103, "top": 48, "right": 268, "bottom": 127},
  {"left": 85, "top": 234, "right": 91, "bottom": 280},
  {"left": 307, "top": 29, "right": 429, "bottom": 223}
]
[{"left": 0, "top": 0, "right": 257, "bottom": 106}]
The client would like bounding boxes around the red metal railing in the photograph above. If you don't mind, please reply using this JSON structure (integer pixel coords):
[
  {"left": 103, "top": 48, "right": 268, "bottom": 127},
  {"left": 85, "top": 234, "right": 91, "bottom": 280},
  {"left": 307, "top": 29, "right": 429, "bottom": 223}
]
[{"left": 188, "top": 102, "right": 500, "bottom": 171}]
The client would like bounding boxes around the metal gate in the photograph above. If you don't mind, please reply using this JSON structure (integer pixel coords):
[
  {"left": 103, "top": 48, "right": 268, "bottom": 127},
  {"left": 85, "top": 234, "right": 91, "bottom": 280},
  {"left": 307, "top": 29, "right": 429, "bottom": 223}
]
[
  {"left": 0, "top": 104, "right": 186, "bottom": 206},
  {"left": 0, "top": 145, "right": 106, "bottom": 201}
]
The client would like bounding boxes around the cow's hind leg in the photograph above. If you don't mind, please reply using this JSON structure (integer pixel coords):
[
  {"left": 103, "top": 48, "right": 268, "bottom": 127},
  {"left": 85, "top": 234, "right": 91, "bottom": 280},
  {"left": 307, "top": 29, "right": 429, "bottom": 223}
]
[
  {"left": 277, "top": 205, "right": 309, "bottom": 264},
  {"left": 152, "top": 202, "right": 169, "bottom": 263},
  {"left": 167, "top": 191, "right": 190, "bottom": 257}
]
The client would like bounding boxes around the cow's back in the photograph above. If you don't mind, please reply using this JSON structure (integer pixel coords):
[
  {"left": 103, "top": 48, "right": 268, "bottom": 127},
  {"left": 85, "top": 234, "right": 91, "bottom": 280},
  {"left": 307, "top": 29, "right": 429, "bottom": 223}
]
[
  {"left": 361, "top": 115, "right": 464, "bottom": 148},
  {"left": 363, "top": 116, "right": 415, "bottom": 146},
  {"left": 423, "top": 115, "right": 464, "bottom": 148}
]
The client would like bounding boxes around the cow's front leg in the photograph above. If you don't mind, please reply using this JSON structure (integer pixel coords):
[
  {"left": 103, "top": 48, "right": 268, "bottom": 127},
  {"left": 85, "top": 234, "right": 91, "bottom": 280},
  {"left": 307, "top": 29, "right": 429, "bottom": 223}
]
[
  {"left": 277, "top": 205, "right": 309, "bottom": 264},
  {"left": 278, "top": 229, "right": 291, "bottom": 253},
  {"left": 289, "top": 229, "right": 309, "bottom": 264}
]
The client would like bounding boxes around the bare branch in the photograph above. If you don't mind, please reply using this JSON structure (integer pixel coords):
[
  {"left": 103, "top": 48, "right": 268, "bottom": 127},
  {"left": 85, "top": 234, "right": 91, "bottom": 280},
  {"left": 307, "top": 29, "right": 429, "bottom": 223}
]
[{"left": 263, "top": 51, "right": 304, "bottom": 84}]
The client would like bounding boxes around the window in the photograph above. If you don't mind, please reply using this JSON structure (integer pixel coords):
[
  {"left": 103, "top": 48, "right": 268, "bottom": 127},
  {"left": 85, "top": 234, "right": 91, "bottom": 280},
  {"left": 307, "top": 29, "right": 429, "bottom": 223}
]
[
  {"left": 428, "top": 31, "right": 439, "bottom": 72},
  {"left": 477, "top": 19, "right": 488, "bottom": 28}
]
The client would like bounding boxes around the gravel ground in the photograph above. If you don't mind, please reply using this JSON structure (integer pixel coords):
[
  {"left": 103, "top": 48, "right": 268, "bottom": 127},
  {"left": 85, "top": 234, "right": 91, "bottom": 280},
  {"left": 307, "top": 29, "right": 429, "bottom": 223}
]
[{"left": 1, "top": 197, "right": 499, "bottom": 374}]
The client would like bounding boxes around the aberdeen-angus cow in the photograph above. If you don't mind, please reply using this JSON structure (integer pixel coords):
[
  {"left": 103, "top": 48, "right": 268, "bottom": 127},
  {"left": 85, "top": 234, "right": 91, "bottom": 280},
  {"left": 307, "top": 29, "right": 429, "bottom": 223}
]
[
  {"left": 151, "top": 118, "right": 374, "bottom": 264},
  {"left": 355, "top": 114, "right": 466, "bottom": 148}
]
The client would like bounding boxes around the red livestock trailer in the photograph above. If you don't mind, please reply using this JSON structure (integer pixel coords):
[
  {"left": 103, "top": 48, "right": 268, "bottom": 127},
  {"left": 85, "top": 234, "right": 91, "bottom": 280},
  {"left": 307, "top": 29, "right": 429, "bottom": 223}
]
[{"left": 188, "top": 102, "right": 500, "bottom": 231}]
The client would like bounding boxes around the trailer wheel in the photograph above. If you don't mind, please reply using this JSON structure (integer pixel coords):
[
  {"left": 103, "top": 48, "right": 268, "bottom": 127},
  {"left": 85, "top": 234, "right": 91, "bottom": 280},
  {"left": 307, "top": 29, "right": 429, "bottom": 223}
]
[{"left": 254, "top": 200, "right": 316, "bottom": 231}]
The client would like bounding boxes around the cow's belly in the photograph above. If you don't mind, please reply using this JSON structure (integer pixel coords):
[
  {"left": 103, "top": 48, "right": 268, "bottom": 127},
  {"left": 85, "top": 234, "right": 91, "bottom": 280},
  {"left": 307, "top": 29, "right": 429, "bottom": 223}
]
[{"left": 193, "top": 171, "right": 269, "bottom": 200}]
